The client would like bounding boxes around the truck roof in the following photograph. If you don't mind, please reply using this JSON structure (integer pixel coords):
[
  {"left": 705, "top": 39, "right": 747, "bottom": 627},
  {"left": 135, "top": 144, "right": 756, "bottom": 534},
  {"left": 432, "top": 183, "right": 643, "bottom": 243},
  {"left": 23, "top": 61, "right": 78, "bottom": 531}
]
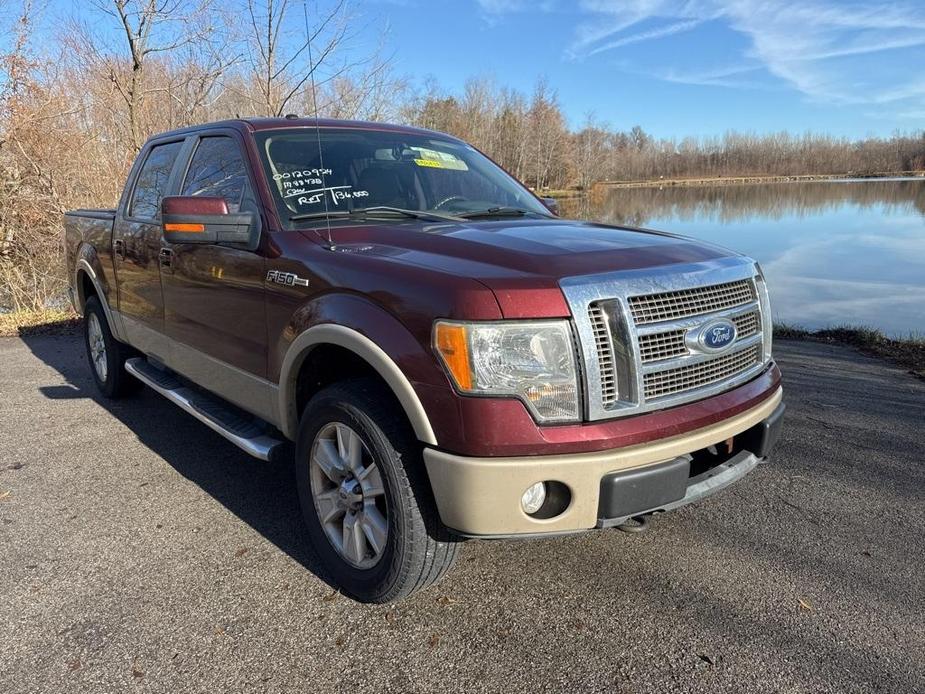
[{"left": 145, "top": 117, "right": 458, "bottom": 144}]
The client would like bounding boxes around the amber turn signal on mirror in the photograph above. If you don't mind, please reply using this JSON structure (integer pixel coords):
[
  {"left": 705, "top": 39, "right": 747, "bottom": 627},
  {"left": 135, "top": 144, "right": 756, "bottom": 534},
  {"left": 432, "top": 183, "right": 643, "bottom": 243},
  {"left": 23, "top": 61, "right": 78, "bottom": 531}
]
[{"left": 163, "top": 223, "right": 205, "bottom": 233}]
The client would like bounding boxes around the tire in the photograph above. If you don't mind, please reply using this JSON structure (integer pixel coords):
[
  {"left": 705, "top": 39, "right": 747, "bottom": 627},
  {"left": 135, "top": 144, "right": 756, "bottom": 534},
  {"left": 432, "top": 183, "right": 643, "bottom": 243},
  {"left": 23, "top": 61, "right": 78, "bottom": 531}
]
[
  {"left": 83, "top": 296, "right": 139, "bottom": 399},
  {"left": 295, "top": 379, "right": 459, "bottom": 603}
]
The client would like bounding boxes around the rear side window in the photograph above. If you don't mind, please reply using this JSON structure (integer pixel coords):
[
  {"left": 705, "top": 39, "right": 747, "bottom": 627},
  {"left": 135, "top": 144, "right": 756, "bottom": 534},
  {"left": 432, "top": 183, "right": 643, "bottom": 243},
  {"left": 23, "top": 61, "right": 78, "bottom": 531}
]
[
  {"left": 181, "top": 136, "right": 248, "bottom": 212},
  {"left": 129, "top": 141, "right": 183, "bottom": 219}
]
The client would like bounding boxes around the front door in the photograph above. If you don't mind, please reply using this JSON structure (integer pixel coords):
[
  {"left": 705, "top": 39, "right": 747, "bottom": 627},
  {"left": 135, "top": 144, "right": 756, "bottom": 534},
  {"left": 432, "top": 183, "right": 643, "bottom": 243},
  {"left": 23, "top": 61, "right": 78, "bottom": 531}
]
[
  {"left": 113, "top": 139, "right": 185, "bottom": 361},
  {"left": 160, "top": 134, "right": 272, "bottom": 419}
]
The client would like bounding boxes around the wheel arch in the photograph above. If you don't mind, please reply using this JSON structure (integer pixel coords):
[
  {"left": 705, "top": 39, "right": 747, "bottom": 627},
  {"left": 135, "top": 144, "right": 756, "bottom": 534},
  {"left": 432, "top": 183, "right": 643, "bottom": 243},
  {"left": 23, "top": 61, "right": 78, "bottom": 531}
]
[
  {"left": 279, "top": 324, "right": 438, "bottom": 446},
  {"left": 74, "top": 255, "right": 126, "bottom": 341}
]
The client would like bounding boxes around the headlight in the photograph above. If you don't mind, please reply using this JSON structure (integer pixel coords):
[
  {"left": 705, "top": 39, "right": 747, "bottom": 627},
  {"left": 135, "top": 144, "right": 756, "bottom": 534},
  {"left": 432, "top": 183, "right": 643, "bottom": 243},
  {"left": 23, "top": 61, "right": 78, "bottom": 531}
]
[{"left": 434, "top": 320, "right": 580, "bottom": 423}]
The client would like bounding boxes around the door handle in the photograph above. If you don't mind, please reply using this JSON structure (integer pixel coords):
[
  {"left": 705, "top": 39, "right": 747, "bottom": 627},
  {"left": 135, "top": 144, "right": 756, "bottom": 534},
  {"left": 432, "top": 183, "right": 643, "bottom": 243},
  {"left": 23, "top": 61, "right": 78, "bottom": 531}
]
[
  {"left": 158, "top": 247, "right": 173, "bottom": 269},
  {"left": 113, "top": 238, "right": 125, "bottom": 260}
]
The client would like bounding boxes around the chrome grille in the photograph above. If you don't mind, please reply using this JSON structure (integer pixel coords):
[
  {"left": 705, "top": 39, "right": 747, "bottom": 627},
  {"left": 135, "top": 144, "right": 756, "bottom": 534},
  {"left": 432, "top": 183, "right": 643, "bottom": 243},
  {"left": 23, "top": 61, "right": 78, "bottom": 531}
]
[
  {"left": 628, "top": 279, "right": 755, "bottom": 324},
  {"left": 644, "top": 345, "right": 761, "bottom": 400},
  {"left": 589, "top": 304, "right": 617, "bottom": 406},
  {"left": 638, "top": 329, "right": 687, "bottom": 363},
  {"left": 732, "top": 310, "right": 759, "bottom": 339},
  {"left": 560, "top": 258, "right": 771, "bottom": 421}
]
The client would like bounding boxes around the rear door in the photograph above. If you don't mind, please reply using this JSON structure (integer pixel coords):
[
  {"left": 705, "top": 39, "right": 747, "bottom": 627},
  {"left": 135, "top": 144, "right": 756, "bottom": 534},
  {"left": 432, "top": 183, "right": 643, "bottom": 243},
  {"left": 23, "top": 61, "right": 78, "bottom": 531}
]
[
  {"left": 113, "top": 138, "right": 186, "bottom": 359},
  {"left": 160, "top": 132, "right": 273, "bottom": 418}
]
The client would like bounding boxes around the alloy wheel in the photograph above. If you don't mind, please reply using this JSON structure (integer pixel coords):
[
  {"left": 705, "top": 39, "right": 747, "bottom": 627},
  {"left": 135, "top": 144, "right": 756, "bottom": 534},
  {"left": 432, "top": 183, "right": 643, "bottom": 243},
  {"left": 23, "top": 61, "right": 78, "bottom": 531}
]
[
  {"left": 87, "top": 312, "right": 108, "bottom": 383},
  {"left": 309, "top": 422, "right": 389, "bottom": 569}
]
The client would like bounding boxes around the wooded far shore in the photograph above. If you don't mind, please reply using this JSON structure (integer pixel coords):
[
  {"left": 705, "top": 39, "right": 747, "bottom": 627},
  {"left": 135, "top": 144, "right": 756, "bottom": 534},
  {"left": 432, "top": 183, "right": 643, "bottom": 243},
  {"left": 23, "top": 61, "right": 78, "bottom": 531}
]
[{"left": 542, "top": 171, "right": 925, "bottom": 196}]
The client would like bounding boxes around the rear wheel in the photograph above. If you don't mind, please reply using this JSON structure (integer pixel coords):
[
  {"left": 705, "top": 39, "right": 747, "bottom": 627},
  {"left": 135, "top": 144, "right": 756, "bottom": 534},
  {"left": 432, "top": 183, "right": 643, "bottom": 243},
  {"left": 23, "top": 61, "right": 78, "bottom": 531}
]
[
  {"left": 83, "top": 296, "right": 138, "bottom": 399},
  {"left": 295, "top": 379, "right": 459, "bottom": 603}
]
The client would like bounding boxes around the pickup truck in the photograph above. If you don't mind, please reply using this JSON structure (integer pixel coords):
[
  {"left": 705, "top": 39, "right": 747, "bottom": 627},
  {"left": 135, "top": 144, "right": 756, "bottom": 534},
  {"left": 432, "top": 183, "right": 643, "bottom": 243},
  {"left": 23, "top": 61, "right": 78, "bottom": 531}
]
[{"left": 64, "top": 117, "right": 784, "bottom": 602}]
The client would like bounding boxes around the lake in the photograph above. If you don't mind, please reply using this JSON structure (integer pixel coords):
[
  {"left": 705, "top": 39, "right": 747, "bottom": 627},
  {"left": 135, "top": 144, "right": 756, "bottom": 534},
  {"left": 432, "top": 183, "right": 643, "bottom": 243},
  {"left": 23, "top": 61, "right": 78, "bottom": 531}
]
[{"left": 560, "top": 178, "right": 925, "bottom": 338}]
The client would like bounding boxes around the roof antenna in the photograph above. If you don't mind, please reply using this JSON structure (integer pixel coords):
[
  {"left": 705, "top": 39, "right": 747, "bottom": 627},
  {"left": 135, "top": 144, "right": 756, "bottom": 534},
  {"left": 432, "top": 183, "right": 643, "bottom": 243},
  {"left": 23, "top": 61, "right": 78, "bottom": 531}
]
[{"left": 303, "top": 0, "right": 335, "bottom": 249}]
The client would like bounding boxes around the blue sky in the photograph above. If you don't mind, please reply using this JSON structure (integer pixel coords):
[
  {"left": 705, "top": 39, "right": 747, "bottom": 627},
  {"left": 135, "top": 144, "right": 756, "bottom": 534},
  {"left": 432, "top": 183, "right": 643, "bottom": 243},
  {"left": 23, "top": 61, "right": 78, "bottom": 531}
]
[
  {"left": 12, "top": 0, "right": 925, "bottom": 139},
  {"left": 372, "top": 0, "right": 925, "bottom": 138}
]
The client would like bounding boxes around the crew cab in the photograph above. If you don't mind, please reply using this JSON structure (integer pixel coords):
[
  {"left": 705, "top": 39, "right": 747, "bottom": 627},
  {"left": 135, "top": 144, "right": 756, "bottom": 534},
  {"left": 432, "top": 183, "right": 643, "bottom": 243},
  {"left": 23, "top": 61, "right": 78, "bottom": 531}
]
[{"left": 64, "top": 118, "right": 785, "bottom": 602}]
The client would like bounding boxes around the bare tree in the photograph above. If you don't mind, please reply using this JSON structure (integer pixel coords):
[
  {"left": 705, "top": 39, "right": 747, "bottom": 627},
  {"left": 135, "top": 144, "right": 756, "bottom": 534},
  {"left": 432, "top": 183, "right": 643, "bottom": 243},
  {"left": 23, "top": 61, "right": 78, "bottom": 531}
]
[
  {"left": 2, "top": 0, "right": 925, "bottom": 317},
  {"left": 238, "top": 0, "right": 355, "bottom": 118},
  {"left": 84, "top": 0, "right": 220, "bottom": 150},
  {"left": 159, "top": 13, "right": 242, "bottom": 127},
  {"left": 574, "top": 114, "right": 609, "bottom": 190},
  {"left": 0, "top": 0, "right": 74, "bottom": 310}
]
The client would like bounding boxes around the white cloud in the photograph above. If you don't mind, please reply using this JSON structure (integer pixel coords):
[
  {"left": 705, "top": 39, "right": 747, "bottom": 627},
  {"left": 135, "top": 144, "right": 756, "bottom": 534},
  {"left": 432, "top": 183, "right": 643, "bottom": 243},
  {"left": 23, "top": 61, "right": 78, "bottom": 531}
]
[
  {"left": 584, "top": 18, "right": 703, "bottom": 55},
  {"left": 621, "top": 63, "right": 777, "bottom": 90},
  {"left": 565, "top": 1, "right": 925, "bottom": 109}
]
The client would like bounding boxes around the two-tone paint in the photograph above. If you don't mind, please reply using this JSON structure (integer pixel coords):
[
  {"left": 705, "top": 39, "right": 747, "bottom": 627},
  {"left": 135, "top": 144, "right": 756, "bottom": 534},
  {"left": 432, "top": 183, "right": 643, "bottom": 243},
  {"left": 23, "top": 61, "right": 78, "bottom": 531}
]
[{"left": 64, "top": 117, "right": 782, "bottom": 462}]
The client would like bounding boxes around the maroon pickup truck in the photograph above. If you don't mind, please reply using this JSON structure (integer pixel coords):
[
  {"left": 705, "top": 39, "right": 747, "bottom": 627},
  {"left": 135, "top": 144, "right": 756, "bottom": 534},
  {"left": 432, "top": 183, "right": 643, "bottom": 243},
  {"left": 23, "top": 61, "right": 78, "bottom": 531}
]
[{"left": 64, "top": 117, "right": 784, "bottom": 602}]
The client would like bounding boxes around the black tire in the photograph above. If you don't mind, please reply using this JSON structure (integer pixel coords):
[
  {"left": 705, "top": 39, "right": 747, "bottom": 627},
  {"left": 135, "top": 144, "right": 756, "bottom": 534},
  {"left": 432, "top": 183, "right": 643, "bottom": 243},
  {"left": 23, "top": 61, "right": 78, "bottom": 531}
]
[
  {"left": 295, "top": 379, "right": 459, "bottom": 603},
  {"left": 83, "top": 296, "right": 139, "bottom": 399}
]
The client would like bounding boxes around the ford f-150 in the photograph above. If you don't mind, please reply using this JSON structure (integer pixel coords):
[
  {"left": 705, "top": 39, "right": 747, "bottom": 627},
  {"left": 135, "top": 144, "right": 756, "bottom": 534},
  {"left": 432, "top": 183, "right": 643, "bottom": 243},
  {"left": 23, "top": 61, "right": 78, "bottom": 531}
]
[{"left": 64, "top": 117, "right": 785, "bottom": 602}]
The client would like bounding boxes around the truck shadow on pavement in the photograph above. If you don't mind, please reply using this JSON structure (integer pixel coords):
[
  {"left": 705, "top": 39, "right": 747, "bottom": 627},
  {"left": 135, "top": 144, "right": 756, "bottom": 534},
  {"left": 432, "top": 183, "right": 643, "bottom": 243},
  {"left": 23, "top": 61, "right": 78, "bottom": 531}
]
[
  {"left": 16, "top": 333, "right": 925, "bottom": 692},
  {"left": 21, "top": 333, "right": 339, "bottom": 592}
]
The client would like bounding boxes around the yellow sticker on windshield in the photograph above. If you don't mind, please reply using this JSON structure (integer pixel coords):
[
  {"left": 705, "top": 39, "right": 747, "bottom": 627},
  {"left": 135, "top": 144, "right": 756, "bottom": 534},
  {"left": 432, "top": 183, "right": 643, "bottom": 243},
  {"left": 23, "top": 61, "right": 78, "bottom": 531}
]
[{"left": 410, "top": 147, "right": 468, "bottom": 171}]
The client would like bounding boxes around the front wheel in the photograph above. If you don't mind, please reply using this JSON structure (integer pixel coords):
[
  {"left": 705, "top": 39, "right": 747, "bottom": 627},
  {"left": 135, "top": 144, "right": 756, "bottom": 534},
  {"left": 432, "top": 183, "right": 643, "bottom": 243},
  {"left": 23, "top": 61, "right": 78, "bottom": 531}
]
[{"left": 295, "top": 379, "right": 459, "bottom": 602}]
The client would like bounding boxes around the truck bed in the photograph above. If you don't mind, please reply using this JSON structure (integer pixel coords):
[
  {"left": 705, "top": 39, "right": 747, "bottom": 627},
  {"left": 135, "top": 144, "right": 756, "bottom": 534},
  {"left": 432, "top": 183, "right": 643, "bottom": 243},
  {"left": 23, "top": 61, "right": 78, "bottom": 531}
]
[{"left": 63, "top": 208, "right": 118, "bottom": 312}]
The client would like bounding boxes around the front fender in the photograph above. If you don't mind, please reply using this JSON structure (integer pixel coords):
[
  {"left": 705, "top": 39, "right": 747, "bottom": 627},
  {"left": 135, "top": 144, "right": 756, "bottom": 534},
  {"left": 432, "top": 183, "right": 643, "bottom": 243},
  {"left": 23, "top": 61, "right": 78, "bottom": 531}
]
[{"left": 275, "top": 293, "right": 447, "bottom": 445}]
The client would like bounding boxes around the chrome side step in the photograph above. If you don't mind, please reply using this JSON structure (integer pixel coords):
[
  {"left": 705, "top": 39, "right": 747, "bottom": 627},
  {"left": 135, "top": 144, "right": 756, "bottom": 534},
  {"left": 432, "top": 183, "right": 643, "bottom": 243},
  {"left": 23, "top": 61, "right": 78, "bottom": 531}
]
[{"left": 124, "top": 358, "right": 286, "bottom": 461}]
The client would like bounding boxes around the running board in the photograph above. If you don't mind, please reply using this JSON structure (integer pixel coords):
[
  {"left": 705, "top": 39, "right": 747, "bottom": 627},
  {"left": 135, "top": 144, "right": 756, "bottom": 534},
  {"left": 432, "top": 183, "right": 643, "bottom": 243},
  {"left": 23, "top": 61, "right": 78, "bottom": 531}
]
[{"left": 124, "top": 357, "right": 285, "bottom": 462}]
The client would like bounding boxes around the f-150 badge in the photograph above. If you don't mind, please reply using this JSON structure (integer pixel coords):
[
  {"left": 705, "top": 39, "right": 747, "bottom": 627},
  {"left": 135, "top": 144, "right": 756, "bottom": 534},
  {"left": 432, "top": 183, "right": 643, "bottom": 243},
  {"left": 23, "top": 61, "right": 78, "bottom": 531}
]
[{"left": 266, "top": 270, "right": 310, "bottom": 287}]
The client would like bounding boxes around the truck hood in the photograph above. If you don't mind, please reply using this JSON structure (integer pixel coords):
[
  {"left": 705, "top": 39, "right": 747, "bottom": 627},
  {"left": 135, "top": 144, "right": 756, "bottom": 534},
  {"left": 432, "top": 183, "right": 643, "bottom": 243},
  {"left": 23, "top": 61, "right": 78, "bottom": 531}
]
[{"left": 300, "top": 218, "right": 737, "bottom": 317}]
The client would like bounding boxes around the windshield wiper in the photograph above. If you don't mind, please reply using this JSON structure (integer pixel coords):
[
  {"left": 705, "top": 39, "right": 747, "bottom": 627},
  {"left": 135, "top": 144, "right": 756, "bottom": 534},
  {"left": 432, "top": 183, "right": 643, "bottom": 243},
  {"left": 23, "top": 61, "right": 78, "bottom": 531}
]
[
  {"left": 457, "top": 206, "right": 538, "bottom": 219},
  {"left": 289, "top": 206, "right": 462, "bottom": 223}
]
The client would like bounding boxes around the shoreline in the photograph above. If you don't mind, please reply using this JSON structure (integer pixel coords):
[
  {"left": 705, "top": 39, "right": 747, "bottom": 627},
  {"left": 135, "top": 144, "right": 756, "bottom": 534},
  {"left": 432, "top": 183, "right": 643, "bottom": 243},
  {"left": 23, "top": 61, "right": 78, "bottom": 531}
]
[
  {"left": 773, "top": 324, "right": 924, "bottom": 380},
  {"left": 542, "top": 171, "right": 925, "bottom": 196}
]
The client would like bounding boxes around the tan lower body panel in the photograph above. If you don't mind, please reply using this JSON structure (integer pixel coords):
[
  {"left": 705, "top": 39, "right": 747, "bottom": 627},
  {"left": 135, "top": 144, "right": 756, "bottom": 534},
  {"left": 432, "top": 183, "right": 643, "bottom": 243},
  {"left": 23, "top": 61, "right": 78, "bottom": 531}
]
[{"left": 424, "top": 387, "right": 783, "bottom": 536}]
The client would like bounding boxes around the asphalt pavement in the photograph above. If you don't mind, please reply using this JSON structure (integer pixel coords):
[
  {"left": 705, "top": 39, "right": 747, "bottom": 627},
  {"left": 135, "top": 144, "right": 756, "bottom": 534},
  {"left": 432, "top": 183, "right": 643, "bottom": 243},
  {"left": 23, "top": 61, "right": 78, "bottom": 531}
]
[{"left": 1, "top": 333, "right": 923, "bottom": 693}]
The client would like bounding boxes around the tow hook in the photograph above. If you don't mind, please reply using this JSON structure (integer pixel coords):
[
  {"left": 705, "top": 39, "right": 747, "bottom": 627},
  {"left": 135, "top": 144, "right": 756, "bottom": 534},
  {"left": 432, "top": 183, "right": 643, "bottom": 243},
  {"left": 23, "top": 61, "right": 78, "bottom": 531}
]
[{"left": 616, "top": 515, "right": 649, "bottom": 534}]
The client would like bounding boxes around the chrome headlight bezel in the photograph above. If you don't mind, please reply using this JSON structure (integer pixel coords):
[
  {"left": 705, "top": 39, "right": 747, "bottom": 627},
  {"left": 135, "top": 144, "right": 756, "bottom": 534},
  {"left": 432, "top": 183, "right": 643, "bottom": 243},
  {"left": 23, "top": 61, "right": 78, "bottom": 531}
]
[
  {"left": 433, "top": 319, "right": 581, "bottom": 424},
  {"left": 754, "top": 262, "right": 774, "bottom": 362}
]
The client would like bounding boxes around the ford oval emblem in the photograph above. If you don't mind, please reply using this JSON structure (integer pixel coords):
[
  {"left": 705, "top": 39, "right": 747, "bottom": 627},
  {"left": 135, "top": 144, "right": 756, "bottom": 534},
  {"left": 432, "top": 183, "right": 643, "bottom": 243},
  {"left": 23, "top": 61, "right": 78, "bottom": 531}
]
[{"left": 699, "top": 319, "right": 737, "bottom": 352}]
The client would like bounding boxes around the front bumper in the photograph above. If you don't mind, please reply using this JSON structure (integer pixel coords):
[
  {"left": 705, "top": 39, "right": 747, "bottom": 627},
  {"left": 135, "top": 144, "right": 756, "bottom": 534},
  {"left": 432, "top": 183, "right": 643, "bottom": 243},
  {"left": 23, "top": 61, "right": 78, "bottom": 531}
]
[{"left": 424, "top": 387, "right": 784, "bottom": 537}]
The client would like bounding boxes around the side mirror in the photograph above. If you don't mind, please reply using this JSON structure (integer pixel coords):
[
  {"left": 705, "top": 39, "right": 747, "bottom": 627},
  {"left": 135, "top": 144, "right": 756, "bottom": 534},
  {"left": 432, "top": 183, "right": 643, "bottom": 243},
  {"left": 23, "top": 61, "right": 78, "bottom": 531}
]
[
  {"left": 540, "top": 196, "right": 560, "bottom": 216},
  {"left": 161, "top": 196, "right": 258, "bottom": 247}
]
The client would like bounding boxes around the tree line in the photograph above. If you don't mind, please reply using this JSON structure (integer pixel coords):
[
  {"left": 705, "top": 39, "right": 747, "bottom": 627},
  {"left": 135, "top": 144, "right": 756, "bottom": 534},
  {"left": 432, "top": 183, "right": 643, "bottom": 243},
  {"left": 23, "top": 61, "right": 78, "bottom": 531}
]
[
  {"left": 408, "top": 77, "right": 925, "bottom": 189},
  {"left": 560, "top": 179, "right": 925, "bottom": 229},
  {"left": 1, "top": 0, "right": 924, "bottom": 311}
]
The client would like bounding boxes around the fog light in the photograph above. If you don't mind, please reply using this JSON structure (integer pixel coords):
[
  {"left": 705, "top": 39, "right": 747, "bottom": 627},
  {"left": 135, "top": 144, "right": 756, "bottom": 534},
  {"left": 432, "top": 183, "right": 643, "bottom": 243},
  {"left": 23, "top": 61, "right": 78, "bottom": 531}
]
[{"left": 521, "top": 482, "right": 547, "bottom": 515}]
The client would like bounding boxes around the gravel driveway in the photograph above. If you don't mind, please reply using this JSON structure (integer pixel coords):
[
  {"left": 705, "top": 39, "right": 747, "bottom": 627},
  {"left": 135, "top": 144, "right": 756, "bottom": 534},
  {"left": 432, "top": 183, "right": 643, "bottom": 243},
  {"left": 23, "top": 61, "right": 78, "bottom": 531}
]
[{"left": 1, "top": 334, "right": 923, "bottom": 693}]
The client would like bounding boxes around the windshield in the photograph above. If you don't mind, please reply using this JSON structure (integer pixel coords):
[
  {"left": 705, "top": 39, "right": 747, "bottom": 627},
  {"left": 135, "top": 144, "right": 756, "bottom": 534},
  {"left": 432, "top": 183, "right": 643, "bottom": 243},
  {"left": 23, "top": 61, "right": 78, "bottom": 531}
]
[{"left": 254, "top": 128, "right": 551, "bottom": 227}]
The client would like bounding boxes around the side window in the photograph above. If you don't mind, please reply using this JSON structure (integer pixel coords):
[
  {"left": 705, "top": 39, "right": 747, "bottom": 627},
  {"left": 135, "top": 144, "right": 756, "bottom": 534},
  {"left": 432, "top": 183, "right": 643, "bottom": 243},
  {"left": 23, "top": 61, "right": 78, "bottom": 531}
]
[
  {"left": 129, "top": 141, "right": 183, "bottom": 219},
  {"left": 181, "top": 136, "right": 248, "bottom": 212}
]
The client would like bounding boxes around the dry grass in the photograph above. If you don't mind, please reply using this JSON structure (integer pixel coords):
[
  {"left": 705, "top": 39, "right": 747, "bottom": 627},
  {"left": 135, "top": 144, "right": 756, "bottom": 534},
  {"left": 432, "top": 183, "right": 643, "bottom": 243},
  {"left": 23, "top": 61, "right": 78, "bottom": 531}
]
[
  {"left": 0, "top": 308, "right": 80, "bottom": 338},
  {"left": 602, "top": 171, "right": 925, "bottom": 189},
  {"left": 547, "top": 171, "right": 925, "bottom": 195},
  {"left": 537, "top": 188, "right": 586, "bottom": 199}
]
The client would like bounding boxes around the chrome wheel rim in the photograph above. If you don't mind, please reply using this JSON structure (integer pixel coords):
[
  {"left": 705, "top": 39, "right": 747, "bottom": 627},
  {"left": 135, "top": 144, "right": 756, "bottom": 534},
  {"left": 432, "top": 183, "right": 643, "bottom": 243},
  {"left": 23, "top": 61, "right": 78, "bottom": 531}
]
[
  {"left": 309, "top": 423, "right": 389, "bottom": 569},
  {"left": 87, "top": 313, "right": 108, "bottom": 383}
]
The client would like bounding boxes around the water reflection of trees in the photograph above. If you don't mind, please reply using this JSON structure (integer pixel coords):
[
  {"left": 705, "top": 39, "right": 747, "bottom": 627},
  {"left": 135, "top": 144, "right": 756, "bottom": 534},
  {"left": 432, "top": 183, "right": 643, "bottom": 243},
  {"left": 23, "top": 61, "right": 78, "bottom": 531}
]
[{"left": 561, "top": 180, "right": 925, "bottom": 227}]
